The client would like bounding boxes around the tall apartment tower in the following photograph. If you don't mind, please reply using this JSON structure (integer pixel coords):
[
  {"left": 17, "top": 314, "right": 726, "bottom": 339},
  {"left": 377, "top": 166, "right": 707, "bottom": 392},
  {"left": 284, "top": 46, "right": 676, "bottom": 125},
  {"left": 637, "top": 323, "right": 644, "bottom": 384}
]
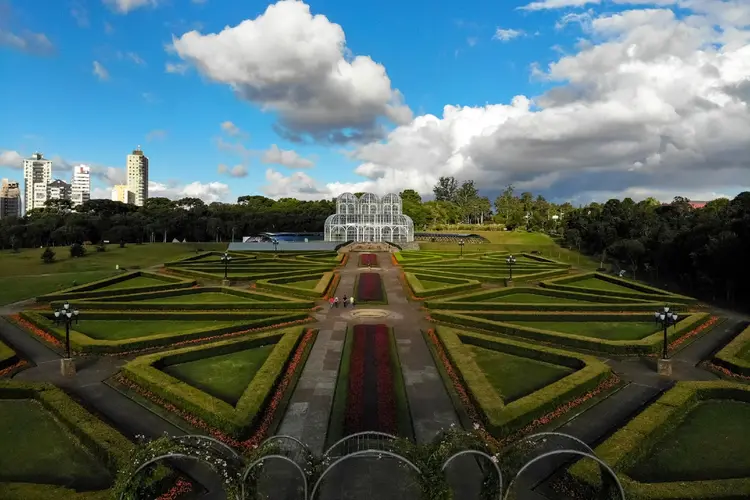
[
  {"left": 23, "top": 153, "right": 53, "bottom": 213},
  {"left": 111, "top": 184, "right": 134, "bottom": 204},
  {"left": 0, "top": 179, "right": 22, "bottom": 219},
  {"left": 126, "top": 146, "right": 148, "bottom": 207},
  {"left": 71, "top": 165, "right": 91, "bottom": 208}
]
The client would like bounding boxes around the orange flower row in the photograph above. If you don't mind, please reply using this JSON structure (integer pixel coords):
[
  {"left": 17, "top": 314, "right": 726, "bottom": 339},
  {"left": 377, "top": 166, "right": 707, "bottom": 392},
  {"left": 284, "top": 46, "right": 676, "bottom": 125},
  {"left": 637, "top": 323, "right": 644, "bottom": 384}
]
[
  {"left": 9, "top": 315, "right": 65, "bottom": 349},
  {"left": 0, "top": 360, "right": 28, "bottom": 377},
  {"left": 339, "top": 254, "right": 350, "bottom": 267},
  {"left": 707, "top": 362, "right": 750, "bottom": 382},
  {"left": 390, "top": 253, "right": 399, "bottom": 266},
  {"left": 666, "top": 315, "right": 719, "bottom": 352},
  {"left": 156, "top": 478, "right": 193, "bottom": 500},
  {"left": 399, "top": 272, "right": 425, "bottom": 301},
  {"left": 324, "top": 273, "right": 341, "bottom": 299}
]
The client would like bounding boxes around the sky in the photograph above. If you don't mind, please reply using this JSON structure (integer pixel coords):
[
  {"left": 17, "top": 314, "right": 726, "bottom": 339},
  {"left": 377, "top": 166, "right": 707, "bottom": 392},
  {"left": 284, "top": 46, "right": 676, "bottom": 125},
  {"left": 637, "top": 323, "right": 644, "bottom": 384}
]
[{"left": 0, "top": 0, "right": 749, "bottom": 205}]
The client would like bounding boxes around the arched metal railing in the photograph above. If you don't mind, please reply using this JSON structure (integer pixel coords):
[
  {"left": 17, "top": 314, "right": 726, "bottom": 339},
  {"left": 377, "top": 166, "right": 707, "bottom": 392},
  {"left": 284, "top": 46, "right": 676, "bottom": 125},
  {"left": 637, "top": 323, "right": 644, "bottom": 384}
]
[
  {"left": 242, "top": 454, "right": 308, "bottom": 500},
  {"left": 323, "top": 431, "right": 400, "bottom": 460},
  {"left": 441, "top": 449, "right": 504, "bottom": 500}
]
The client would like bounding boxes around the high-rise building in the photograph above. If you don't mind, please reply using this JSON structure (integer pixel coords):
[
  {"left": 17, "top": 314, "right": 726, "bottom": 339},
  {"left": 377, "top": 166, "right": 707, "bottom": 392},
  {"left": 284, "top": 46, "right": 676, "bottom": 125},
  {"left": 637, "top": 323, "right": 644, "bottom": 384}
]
[
  {"left": 0, "top": 179, "right": 22, "bottom": 219},
  {"left": 126, "top": 146, "right": 148, "bottom": 207},
  {"left": 47, "top": 179, "right": 72, "bottom": 203},
  {"left": 23, "top": 153, "right": 52, "bottom": 213},
  {"left": 71, "top": 165, "right": 91, "bottom": 208},
  {"left": 111, "top": 184, "right": 134, "bottom": 204}
]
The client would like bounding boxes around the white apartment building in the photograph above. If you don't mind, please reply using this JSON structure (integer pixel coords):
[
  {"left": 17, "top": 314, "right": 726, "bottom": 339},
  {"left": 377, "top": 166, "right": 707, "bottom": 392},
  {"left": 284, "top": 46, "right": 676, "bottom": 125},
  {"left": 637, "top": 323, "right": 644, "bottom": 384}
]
[
  {"left": 71, "top": 165, "right": 91, "bottom": 208},
  {"left": 126, "top": 146, "right": 149, "bottom": 207},
  {"left": 111, "top": 184, "right": 134, "bottom": 204},
  {"left": 47, "top": 179, "right": 72, "bottom": 202},
  {"left": 23, "top": 153, "right": 52, "bottom": 214}
]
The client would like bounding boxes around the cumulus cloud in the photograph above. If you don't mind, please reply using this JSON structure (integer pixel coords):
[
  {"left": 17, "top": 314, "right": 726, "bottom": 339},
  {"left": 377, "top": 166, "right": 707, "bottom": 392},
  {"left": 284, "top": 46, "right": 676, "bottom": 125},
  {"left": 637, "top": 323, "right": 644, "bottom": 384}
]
[
  {"left": 0, "top": 150, "right": 23, "bottom": 169},
  {"left": 0, "top": 29, "right": 54, "bottom": 55},
  {"left": 493, "top": 28, "right": 525, "bottom": 42},
  {"left": 261, "top": 144, "right": 315, "bottom": 169},
  {"left": 149, "top": 180, "right": 232, "bottom": 203},
  {"left": 220, "top": 121, "right": 247, "bottom": 139},
  {"left": 262, "top": 3, "right": 750, "bottom": 203},
  {"left": 165, "top": 62, "right": 189, "bottom": 74},
  {"left": 520, "top": 0, "right": 600, "bottom": 10},
  {"left": 262, "top": 169, "right": 327, "bottom": 199},
  {"left": 92, "top": 61, "right": 110, "bottom": 81},
  {"left": 217, "top": 163, "right": 248, "bottom": 177},
  {"left": 103, "top": 0, "right": 158, "bottom": 14},
  {"left": 169, "top": 0, "right": 412, "bottom": 144}
]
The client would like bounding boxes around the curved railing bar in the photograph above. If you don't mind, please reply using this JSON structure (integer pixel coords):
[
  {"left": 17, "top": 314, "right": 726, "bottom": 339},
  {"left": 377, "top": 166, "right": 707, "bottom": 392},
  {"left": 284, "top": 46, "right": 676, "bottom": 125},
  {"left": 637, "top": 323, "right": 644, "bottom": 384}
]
[
  {"left": 441, "top": 450, "right": 503, "bottom": 500},
  {"left": 323, "top": 431, "right": 400, "bottom": 458},
  {"left": 118, "top": 453, "right": 235, "bottom": 500},
  {"left": 502, "top": 449, "right": 625, "bottom": 500},
  {"left": 173, "top": 434, "right": 242, "bottom": 462},
  {"left": 311, "top": 449, "right": 421, "bottom": 500},
  {"left": 241, "top": 454, "right": 308, "bottom": 500},
  {"left": 508, "top": 431, "right": 596, "bottom": 456},
  {"left": 262, "top": 434, "right": 312, "bottom": 454}
]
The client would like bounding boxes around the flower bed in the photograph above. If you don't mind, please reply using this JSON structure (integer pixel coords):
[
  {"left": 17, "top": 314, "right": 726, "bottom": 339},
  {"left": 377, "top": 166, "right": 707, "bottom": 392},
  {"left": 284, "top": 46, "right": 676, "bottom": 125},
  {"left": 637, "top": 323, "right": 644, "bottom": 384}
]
[
  {"left": 358, "top": 253, "right": 378, "bottom": 267},
  {"left": 344, "top": 324, "right": 397, "bottom": 435},
  {"left": 354, "top": 272, "right": 387, "bottom": 304}
]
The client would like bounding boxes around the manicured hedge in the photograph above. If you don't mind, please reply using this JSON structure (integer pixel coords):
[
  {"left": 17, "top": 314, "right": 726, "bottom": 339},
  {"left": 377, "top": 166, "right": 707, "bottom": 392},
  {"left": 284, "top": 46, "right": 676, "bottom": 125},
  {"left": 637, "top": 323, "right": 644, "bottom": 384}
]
[
  {"left": 255, "top": 272, "right": 335, "bottom": 299},
  {"left": 36, "top": 271, "right": 195, "bottom": 302},
  {"left": 121, "top": 328, "right": 304, "bottom": 438},
  {"left": 429, "top": 310, "right": 712, "bottom": 355},
  {"left": 403, "top": 272, "right": 481, "bottom": 298},
  {"left": 67, "top": 286, "right": 314, "bottom": 310},
  {"left": 0, "top": 340, "right": 19, "bottom": 371},
  {"left": 402, "top": 266, "right": 569, "bottom": 285},
  {"left": 712, "top": 322, "right": 750, "bottom": 377},
  {"left": 19, "top": 310, "right": 310, "bottom": 354},
  {"left": 0, "top": 380, "right": 132, "bottom": 500},
  {"left": 162, "top": 251, "right": 258, "bottom": 268},
  {"left": 569, "top": 381, "right": 750, "bottom": 499},
  {"left": 541, "top": 272, "right": 696, "bottom": 304},
  {"left": 168, "top": 265, "right": 333, "bottom": 282},
  {"left": 434, "top": 327, "right": 610, "bottom": 437}
]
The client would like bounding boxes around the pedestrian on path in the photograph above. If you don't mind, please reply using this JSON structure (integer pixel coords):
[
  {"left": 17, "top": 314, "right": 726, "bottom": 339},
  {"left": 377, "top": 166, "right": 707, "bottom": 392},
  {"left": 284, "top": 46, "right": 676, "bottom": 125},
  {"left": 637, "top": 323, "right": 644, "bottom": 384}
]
[
  {"left": 350, "top": 296, "right": 355, "bottom": 308},
  {"left": 334, "top": 296, "right": 339, "bottom": 308},
  {"left": 329, "top": 297, "right": 334, "bottom": 308},
  {"left": 342, "top": 295, "right": 348, "bottom": 308}
]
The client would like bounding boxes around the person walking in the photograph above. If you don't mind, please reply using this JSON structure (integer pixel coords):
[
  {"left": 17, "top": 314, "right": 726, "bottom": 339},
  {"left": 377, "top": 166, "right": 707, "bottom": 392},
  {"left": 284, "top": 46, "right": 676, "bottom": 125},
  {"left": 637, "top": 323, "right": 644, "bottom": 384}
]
[
  {"left": 342, "top": 295, "right": 348, "bottom": 308},
  {"left": 334, "top": 296, "right": 339, "bottom": 308},
  {"left": 329, "top": 296, "right": 334, "bottom": 308},
  {"left": 350, "top": 296, "right": 355, "bottom": 308}
]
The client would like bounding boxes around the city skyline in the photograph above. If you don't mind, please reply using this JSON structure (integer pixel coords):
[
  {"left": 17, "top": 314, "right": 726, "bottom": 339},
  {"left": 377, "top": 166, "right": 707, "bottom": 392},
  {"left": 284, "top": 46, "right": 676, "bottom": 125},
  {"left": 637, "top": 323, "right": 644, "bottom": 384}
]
[{"left": 0, "top": 0, "right": 748, "bottom": 205}]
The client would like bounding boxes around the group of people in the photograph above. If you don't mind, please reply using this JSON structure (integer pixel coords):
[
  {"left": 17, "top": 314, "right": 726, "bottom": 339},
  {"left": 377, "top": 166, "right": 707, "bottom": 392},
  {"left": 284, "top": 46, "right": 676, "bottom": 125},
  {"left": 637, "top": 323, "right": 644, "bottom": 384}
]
[{"left": 329, "top": 295, "right": 355, "bottom": 308}]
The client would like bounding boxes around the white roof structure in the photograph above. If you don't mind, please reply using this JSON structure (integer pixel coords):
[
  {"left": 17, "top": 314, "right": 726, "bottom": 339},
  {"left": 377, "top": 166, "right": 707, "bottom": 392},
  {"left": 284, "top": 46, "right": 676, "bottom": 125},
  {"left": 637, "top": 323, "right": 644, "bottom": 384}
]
[{"left": 324, "top": 192, "right": 415, "bottom": 243}]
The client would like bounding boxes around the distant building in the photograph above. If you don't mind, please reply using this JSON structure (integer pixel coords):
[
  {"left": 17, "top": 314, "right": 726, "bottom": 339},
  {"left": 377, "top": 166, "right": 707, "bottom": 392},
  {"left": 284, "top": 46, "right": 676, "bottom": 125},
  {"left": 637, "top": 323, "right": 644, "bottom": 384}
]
[
  {"left": 324, "top": 192, "right": 415, "bottom": 242},
  {"left": 47, "top": 179, "right": 72, "bottom": 203},
  {"left": 111, "top": 184, "right": 134, "bottom": 204},
  {"left": 71, "top": 165, "right": 91, "bottom": 208},
  {"left": 0, "top": 179, "right": 22, "bottom": 219},
  {"left": 23, "top": 153, "right": 52, "bottom": 214},
  {"left": 126, "top": 146, "right": 149, "bottom": 207}
]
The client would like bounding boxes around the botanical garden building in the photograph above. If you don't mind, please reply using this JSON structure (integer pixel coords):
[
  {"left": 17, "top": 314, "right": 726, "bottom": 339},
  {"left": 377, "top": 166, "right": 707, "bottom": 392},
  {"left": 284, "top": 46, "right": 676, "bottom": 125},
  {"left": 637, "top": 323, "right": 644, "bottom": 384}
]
[{"left": 324, "top": 192, "right": 415, "bottom": 243}]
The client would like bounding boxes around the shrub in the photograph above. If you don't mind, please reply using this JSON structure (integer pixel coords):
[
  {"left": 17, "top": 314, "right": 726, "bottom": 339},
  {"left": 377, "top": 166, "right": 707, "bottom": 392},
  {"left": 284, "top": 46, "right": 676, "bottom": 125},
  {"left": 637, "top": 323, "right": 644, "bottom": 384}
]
[
  {"left": 70, "top": 242, "right": 86, "bottom": 258},
  {"left": 96, "top": 242, "right": 106, "bottom": 252},
  {"left": 41, "top": 247, "right": 55, "bottom": 264}
]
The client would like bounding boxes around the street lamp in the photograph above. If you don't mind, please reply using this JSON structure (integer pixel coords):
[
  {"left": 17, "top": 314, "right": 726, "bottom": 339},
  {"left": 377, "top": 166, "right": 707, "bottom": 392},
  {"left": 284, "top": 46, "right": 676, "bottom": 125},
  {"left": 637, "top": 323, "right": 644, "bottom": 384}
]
[
  {"left": 53, "top": 301, "right": 79, "bottom": 363},
  {"left": 220, "top": 252, "right": 233, "bottom": 280},
  {"left": 506, "top": 255, "right": 517, "bottom": 281},
  {"left": 272, "top": 239, "right": 279, "bottom": 253},
  {"left": 458, "top": 239, "right": 465, "bottom": 257},
  {"left": 655, "top": 306, "right": 678, "bottom": 360}
]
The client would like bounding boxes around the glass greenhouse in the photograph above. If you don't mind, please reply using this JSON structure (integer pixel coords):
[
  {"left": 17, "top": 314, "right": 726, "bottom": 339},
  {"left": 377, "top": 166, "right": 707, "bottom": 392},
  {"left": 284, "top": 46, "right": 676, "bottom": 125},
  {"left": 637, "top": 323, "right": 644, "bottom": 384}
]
[{"left": 324, "top": 192, "right": 415, "bottom": 243}]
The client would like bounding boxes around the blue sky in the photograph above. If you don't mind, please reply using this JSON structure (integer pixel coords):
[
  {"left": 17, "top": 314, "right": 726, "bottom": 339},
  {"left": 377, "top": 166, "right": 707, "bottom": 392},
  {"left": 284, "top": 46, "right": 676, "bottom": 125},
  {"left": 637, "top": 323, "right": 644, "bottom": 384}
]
[{"left": 1, "top": 0, "right": 749, "bottom": 204}]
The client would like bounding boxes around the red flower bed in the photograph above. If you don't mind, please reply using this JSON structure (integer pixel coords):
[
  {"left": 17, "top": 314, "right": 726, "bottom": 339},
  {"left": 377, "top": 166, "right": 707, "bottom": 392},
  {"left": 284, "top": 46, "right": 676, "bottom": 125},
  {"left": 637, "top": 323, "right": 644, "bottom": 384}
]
[
  {"left": 324, "top": 273, "right": 341, "bottom": 299},
  {"left": 358, "top": 253, "right": 378, "bottom": 267},
  {"left": 667, "top": 315, "right": 719, "bottom": 352},
  {"left": 356, "top": 272, "right": 385, "bottom": 302},
  {"left": 338, "top": 254, "right": 350, "bottom": 267},
  {"left": 0, "top": 360, "right": 28, "bottom": 378},
  {"left": 391, "top": 254, "right": 399, "bottom": 266},
  {"left": 344, "top": 324, "right": 397, "bottom": 434},
  {"left": 156, "top": 479, "right": 193, "bottom": 500}
]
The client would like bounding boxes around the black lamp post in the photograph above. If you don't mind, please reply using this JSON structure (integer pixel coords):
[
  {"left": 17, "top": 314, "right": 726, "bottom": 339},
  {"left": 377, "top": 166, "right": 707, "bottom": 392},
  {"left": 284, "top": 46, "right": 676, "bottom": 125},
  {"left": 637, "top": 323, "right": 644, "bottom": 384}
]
[
  {"left": 221, "top": 252, "right": 232, "bottom": 280},
  {"left": 655, "top": 306, "right": 678, "bottom": 359},
  {"left": 53, "top": 301, "right": 79, "bottom": 360},
  {"left": 506, "top": 255, "right": 517, "bottom": 281},
  {"left": 459, "top": 239, "right": 465, "bottom": 257},
  {"left": 272, "top": 239, "right": 279, "bottom": 253}
]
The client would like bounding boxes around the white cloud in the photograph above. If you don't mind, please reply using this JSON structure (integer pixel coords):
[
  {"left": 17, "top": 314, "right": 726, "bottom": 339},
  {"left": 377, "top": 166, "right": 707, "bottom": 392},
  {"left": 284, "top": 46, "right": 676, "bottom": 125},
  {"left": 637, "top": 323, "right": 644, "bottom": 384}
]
[
  {"left": 118, "top": 51, "right": 145, "bottom": 65},
  {"left": 169, "top": 0, "right": 412, "bottom": 143},
  {"left": 217, "top": 164, "right": 248, "bottom": 177},
  {"left": 261, "top": 144, "right": 315, "bottom": 169},
  {"left": 149, "top": 180, "right": 232, "bottom": 203},
  {"left": 493, "top": 28, "right": 525, "bottom": 42},
  {"left": 92, "top": 61, "right": 110, "bottom": 81},
  {"left": 262, "top": 169, "right": 327, "bottom": 199},
  {"left": 520, "top": 0, "right": 600, "bottom": 10},
  {"left": 165, "top": 62, "right": 189, "bottom": 74},
  {"left": 220, "top": 121, "right": 247, "bottom": 138},
  {"left": 103, "top": 0, "right": 158, "bottom": 14},
  {"left": 0, "top": 29, "right": 54, "bottom": 55},
  {"left": 71, "top": 3, "right": 90, "bottom": 27},
  {"left": 0, "top": 150, "right": 23, "bottom": 169},
  {"left": 146, "top": 129, "right": 167, "bottom": 141}
]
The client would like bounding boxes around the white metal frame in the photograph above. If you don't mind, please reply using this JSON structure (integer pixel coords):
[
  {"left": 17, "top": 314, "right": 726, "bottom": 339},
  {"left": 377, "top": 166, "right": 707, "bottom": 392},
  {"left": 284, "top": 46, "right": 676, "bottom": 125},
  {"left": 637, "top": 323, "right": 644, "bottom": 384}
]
[{"left": 324, "top": 192, "right": 415, "bottom": 243}]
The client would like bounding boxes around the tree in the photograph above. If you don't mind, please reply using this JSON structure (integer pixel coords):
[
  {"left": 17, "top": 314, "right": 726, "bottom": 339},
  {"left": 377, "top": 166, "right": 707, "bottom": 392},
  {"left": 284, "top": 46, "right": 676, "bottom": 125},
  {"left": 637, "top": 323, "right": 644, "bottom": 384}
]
[
  {"left": 70, "top": 242, "right": 86, "bottom": 258},
  {"left": 433, "top": 176, "right": 459, "bottom": 202},
  {"left": 42, "top": 247, "right": 55, "bottom": 264},
  {"left": 607, "top": 239, "right": 646, "bottom": 279}
]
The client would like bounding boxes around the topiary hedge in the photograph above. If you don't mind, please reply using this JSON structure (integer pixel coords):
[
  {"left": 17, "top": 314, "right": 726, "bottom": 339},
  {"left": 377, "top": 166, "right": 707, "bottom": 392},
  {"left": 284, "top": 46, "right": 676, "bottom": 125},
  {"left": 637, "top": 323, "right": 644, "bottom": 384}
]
[
  {"left": 433, "top": 326, "right": 611, "bottom": 437},
  {"left": 255, "top": 272, "right": 335, "bottom": 299},
  {"left": 403, "top": 272, "right": 481, "bottom": 298},
  {"left": 0, "top": 380, "right": 132, "bottom": 500},
  {"left": 712, "top": 322, "right": 750, "bottom": 377},
  {"left": 429, "top": 310, "right": 712, "bottom": 355},
  {"left": 541, "top": 272, "right": 696, "bottom": 304},
  {"left": 0, "top": 340, "right": 19, "bottom": 371},
  {"left": 121, "top": 328, "right": 304, "bottom": 439},
  {"left": 18, "top": 310, "right": 310, "bottom": 354},
  {"left": 36, "top": 271, "right": 195, "bottom": 303},
  {"left": 569, "top": 381, "right": 750, "bottom": 499}
]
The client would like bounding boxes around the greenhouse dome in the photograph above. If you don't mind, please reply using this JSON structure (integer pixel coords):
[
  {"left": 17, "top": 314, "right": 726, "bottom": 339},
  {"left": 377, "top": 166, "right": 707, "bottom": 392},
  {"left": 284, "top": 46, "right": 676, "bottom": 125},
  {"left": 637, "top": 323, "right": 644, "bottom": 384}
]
[{"left": 324, "top": 192, "right": 415, "bottom": 243}]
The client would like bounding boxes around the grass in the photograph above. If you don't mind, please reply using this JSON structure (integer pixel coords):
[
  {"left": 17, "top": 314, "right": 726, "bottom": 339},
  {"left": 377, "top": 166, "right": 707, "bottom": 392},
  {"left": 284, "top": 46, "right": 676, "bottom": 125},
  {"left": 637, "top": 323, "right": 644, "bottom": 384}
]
[
  {"left": 468, "top": 345, "right": 574, "bottom": 403},
  {"left": 490, "top": 293, "right": 596, "bottom": 304},
  {"left": 291, "top": 278, "right": 322, "bottom": 290},
  {"left": 98, "top": 275, "right": 169, "bottom": 290},
  {"left": 418, "top": 279, "right": 454, "bottom": 290},
  {"left": 509, "top": 320, "right": 661, "bottom": 341},
  {"left": 569, "top": 277, "right": 637, "bottom": 293},
  {"left": 0, "top": 340, "right": 15, "bottom": 361},
  {"left": 0, "top": 399, "right": 111, "bottom": 489},
  {"left": 0, "top": 243, "right": 228, "bottom": 305},
  {"left": 162, "top": 345, "right": 275, "bottom": 405},
  {"left": 738, "top": 342, "right": 750, "bottom": 363},
  {"left": 629, "top": 400, "right": 750, "bottom": 482},
  {"left": 139, "top": 292, "right": 258, "bottom": 303},
  {"left": 75, "top": 319, "right": 247, "bottom": 341}
]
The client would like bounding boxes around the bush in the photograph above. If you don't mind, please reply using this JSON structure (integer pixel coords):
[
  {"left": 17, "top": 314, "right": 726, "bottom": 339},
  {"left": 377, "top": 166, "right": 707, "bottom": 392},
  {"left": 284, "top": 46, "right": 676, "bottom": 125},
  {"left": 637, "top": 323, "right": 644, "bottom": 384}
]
[
  {"left": 41, "top": 247, "right": 55, "bottom": 264},
  {"left": 96, "top": 242, "right": 106, "bottom": 252},
  {"left": 70, "top": 243, "right": 86, "bottom": 258}
]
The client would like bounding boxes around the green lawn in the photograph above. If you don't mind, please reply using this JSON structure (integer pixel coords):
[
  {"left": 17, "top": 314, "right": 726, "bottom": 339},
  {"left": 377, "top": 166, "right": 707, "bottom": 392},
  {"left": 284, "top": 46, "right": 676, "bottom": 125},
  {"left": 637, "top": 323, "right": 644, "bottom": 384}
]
[
  {"left": 98, "top": 275, "right": 169, "bottom": 291},
  {"left": 468, "top": 345, "right": 574, "bottom": 403},
  {"left": 75, "top": 319, "right": 247, "bottom": 340},
  {"left": 509, "top": 320, "right": 660, "bottom": 340},
  {"left": 738, "top": 343, "right": 750, "bottom": 363},
  {"left": 290, "top": 278, "right": 322, "bottom": 290},
  {"left": 162, "top": 345, "right": 275, "bottom": 405},
  {"left": 418, "top": 279, "right": 455, "bottom": 290},
  {"left": 629, "top": 400, "right": 750, "bottom": 482},
  {"left": 0, "top": 271, "right": 117, "bottom": 306},
  {"left": 138, "top": 292, "right": 258, "bottom": 303},
  {"left": 0, "top": 399, "right": 111, "bottom": 489},
  {"left": 570, "top": 277, "right": 638, "bottom": 293},
  {"left": 0, "top": 340, "right": 15, "bottom": 362},
  {"left": 489, "top": 292, "right": 595, "bottom": 304}
]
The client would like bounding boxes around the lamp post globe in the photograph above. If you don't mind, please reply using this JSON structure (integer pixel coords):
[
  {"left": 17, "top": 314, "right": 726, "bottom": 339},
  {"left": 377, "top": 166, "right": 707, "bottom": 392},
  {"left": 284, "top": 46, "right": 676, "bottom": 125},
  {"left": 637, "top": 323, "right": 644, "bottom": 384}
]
[
  {"left": 54, "top": 301, "right": 80, "bottom": 376},
  {"left": 459, "top": 239, "right": 465, "bottom": 257},
  {"left": 506, "top": 255, "right": 517, "bottom": 282},
  {"left": 655, "top": 306, "right": 678, "bottom": 360},
  {"left": 221, "top": 252, "right": 232, "bottom": 280}
]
